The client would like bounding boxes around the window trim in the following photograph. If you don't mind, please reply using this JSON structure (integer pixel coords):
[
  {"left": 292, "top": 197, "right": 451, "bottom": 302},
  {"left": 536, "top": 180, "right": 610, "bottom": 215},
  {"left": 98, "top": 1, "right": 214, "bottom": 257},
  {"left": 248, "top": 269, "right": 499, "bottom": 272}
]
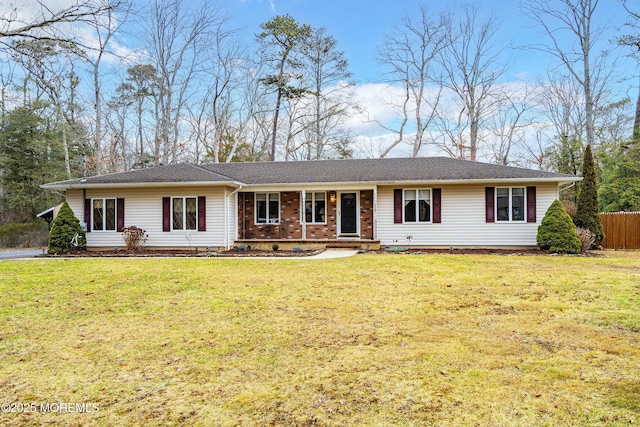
[
  {"left": 91, "top": 198, "right": 117, "bottom": 232},
  {"left": 304, "top": 191, "right": 327, "bottom": 224},
  {"left": 495, "top": 187, "right": 526, "bottom": 223},
  {"left": 171, "top": 196, "right": 198, "bottom": 231},
  {"left": 255, "top": 192, "right": 280, "bottom": 225},
  {"left": 402, "top": 188, "right": 432, "bottom": 224}
]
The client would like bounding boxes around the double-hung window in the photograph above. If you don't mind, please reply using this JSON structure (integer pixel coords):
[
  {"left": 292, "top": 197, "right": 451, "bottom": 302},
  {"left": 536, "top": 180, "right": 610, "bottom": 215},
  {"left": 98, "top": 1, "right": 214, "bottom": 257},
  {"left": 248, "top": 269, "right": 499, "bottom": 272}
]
[
  {"left": 93, "top": 198, "right": 116, "bottom": 231},
  {"left": 496, "top": 187, "right": 525, "bottom": 222},
  {"left": 404, "top": 189, "right": 431, "bottom": 223},
  {"left": 172, "top": 197, "right": 197, "bottom": 230},
  {"left": 305, "top": 192, "right": 326, "bottom": 223},
  {"left": 256, "top": 193, "right": 280, "bottom": 224}
]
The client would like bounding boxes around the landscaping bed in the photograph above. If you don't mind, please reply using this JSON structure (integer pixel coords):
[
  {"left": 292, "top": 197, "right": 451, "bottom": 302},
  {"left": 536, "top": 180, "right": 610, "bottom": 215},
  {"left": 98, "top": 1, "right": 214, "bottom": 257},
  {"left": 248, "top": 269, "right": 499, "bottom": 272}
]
[{"left": 47, "top": 248, "right": 321, "bottom": 257}]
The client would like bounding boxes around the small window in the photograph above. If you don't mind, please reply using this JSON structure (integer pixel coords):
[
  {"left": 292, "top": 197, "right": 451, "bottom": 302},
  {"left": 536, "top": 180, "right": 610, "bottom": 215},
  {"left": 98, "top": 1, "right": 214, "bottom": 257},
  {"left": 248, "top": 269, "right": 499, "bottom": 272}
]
[
  {"left": 256, "top": 193, "right": 280, "bottom": 224},
  {"left": 305, "top": 192, "right": 326, "bottom": 223},
  {"left": 496, "top": 187, "right": 526, "bottom": 222},
  {"left": 92, "top": 198, "right": 116, "bottom": 231},
  {"left": 403, "top": 189, "right": 431, "bottom": 223},
  {"left": 172, "top": 197, "right": 197, "bottom": 230}
]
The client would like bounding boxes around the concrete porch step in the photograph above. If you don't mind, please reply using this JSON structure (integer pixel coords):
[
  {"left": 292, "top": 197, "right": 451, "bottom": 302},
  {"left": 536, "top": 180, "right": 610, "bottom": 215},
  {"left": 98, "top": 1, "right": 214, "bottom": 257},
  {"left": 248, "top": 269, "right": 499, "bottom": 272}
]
[{"left": 325, "top": 243, "right": 364, "bottom": 249}]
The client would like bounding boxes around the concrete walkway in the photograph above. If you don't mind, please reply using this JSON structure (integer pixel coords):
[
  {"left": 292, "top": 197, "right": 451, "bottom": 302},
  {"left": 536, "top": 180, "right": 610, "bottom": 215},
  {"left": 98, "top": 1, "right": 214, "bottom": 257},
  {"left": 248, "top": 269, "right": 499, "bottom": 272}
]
[
  {"left": 305, "top": 249, "right": 360, "bottom": 259},
  {"left": 224, "top": 249, "right": 360, "bottom": 260},
  {"left": 0, "top": 249, "right": 45, "bottom": 261}
]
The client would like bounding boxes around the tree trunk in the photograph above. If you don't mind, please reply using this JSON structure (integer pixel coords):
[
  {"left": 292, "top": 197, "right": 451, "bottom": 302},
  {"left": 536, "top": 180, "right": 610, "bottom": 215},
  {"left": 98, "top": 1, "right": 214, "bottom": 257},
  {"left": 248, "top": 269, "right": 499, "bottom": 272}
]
[
  {"left": 62, "top": 124, "right": 71, "bottom": 179},
  {"left": 634, "top": 77, "right": 640, "bottom": 143}
]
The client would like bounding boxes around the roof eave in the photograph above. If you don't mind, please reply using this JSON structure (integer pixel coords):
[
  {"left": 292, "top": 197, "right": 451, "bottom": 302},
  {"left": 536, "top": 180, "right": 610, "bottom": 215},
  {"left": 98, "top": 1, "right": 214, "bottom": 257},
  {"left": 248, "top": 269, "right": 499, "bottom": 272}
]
[
  {"left": 241, "top": 176, "right": 581, "bottom": 188},
  {"left": 41, "top": 180, "right": 244, "bottom": 190}
]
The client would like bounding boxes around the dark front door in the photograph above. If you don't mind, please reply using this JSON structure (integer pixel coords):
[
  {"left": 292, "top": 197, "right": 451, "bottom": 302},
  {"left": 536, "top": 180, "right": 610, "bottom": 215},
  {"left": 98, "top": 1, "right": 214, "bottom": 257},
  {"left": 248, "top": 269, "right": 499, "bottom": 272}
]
[{"left": 340, "top": 192, "right": 358, "bottom": 235}]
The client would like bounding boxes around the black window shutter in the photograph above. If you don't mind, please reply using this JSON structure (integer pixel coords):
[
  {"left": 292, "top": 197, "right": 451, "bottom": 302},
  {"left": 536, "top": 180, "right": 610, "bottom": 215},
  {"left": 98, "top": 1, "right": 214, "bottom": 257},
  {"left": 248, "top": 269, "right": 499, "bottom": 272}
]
[
  {"left": 527, "top": 186, "right": 536, "bottom": 223},
  {"left": 198, "top": 196, "right": 206, "bottom": 232},
  {"left": 84, "top": 199, "right": 91, "bottom": 232},
  {"left": 394, "top": 189, "right": 402, "bottom": 224},
  {"left": 433, "top": 188, "right": 442, "bottom": 223},
  {"left": 162, "top": 197, "right": 171, "bottom": 232},
  {"left": 117, "top": 198, "right": 125, "bottom": 232},
  {"left": 485, "top": 187, "right": 495, "bottom": 223}
]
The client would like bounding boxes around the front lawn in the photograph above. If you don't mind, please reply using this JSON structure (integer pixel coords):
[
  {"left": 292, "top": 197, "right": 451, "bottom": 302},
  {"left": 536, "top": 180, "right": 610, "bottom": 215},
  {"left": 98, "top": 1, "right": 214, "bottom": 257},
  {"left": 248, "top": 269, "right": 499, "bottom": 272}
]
[{"left": 0, "top": 253, "right": 638, "bottom": 426}]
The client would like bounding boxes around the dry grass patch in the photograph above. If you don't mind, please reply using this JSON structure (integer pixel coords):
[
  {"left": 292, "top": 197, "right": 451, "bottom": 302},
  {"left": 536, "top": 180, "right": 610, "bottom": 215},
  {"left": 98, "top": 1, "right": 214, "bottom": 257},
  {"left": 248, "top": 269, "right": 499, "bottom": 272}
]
[{"left": 0, "top": 253, "right": 639, "bottom": 426}]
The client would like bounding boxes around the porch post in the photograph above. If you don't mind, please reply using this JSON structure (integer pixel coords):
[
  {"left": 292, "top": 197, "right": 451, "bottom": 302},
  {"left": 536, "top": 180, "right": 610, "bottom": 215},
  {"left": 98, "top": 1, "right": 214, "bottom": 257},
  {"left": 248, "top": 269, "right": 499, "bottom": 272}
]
[
  {"left": 373, "top": 186, "right": 378, "bottom": 240},
  {"left": 301, "top": 190, "right": 306, "bottom": 240}
]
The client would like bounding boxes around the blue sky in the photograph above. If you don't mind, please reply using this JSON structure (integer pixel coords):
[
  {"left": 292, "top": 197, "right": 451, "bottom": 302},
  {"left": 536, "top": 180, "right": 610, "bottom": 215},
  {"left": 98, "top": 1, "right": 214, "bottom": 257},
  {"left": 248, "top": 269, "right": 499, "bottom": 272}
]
[
  {"left": 220, "top": 0, "right": 629, "bottom": 85},
  {"left": 214, "top": 0, "right": 636, "bottom": 159}
]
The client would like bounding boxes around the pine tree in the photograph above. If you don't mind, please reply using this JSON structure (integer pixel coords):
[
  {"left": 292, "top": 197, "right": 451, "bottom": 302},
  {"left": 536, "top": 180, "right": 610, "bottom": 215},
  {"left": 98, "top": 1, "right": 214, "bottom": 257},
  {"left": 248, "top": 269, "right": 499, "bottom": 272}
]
[
  {"left": 599, "top": 141, "right": 640, "bottom": 212},
  {"left": 573, "top": 144, "right": 604, "bottom": 246},
  {"left": 537, "top": 200, "right": 581, "bottom": 254},
  {"left": 0, "top": 105, "right": 66, "bottom": 222},
  {"left": 48, "top": 202, "right": 86, "bottom": 254}
]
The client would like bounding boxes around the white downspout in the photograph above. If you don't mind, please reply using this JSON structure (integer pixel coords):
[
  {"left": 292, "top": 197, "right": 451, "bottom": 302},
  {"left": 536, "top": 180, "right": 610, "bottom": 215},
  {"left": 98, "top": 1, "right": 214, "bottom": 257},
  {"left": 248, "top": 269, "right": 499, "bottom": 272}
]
[{"left": 225, "top": 185, "right": 243, "bottom": 250}]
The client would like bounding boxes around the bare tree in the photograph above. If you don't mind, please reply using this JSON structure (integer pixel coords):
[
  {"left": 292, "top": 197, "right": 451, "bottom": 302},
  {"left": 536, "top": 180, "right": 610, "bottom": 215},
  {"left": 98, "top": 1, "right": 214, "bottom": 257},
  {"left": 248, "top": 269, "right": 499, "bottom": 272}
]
[
  {"left": 299, "top": 27, "right": 354, "bottom": 160},
  {"left": 377, "top": 5, "right": 449, "bottom": 158},
  {"left": 144, "top": 0, "right": 224, "bottom": 165},
  {"left": 188, "top": 22, "right": 242, "bottom": 163},
  {"left": 523, "top": 0, "right": 611, "bottom": 150},
  {"left": 0, "top": 0, "right": 119, "bottom": 48},
  {"left": 489, "top": 84, "right": 537, "bottom": 165},
  {"left": 0, "top": 58, "right": 18, "bottom": 120},
  {"left": 620, "top": 0, "right": 640, "bottom": 141},
  {"left": 116, "top": 64, "right": 158, "bottom": 168},
  {"left": 77, "top": 1, "right": 131, "bottom": 174},
  {"left": 11, "top": 40, "right": 87, "bottom": 178},
  {"left": 105, "top": 88, "right": 133, "bottom": 172},
  {"left": 437, "top": 4, "right": 506, "bottom": 161}
]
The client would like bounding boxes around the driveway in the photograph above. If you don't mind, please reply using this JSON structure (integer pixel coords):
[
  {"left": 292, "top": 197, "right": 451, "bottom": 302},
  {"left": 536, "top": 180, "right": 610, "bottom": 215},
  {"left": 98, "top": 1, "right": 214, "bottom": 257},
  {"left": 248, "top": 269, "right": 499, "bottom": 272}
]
[{"left": 0, "top": 249, "right": 45, "bottom": 260}]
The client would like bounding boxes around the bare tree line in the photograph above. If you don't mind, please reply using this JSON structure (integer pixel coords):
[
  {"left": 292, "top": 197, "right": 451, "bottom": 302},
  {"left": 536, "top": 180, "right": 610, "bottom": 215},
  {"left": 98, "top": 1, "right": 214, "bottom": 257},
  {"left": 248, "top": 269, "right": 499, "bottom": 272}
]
[
  {"left": 0, "top": 0, "right": 635, "bottom": 177},
  {"left": 373, "top": 0, "right": 630, "bottom": 169}
]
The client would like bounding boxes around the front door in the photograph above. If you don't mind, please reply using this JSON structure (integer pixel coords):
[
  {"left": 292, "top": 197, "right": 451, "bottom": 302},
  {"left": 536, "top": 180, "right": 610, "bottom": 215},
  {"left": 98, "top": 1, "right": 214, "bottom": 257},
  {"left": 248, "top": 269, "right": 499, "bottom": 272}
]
[{"left": 340, "top": 192, "right": 358, "bottom": 235}]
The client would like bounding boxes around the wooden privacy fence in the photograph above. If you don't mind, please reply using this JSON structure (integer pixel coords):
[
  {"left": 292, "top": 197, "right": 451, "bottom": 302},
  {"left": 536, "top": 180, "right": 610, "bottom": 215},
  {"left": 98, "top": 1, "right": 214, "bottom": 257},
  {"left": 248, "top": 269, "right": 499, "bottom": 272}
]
[{"left": 600, "top": 212, "right": 640, "bottom": 250}]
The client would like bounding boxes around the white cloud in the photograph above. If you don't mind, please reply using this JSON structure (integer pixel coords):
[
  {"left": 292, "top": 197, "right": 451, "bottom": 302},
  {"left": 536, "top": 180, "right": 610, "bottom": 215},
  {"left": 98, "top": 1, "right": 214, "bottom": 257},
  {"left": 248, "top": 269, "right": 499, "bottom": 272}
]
[{"left": 341, "top": 82, "right": 405, "bottom": 135}]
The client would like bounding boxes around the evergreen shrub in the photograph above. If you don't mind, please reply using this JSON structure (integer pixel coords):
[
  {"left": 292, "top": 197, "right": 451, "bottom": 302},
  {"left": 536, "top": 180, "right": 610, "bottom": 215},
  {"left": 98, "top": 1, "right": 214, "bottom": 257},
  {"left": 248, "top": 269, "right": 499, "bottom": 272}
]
[
  {"left": 537, "top": 200, "right": 581, "bottom": 254},
  {"left": 48, "top": 202, "right": 86, "bottom": 254}
]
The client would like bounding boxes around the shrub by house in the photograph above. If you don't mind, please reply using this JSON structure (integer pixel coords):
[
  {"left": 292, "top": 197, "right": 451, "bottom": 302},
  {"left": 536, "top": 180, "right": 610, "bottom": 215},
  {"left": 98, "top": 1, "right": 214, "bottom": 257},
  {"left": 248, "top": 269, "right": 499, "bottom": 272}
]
[
  {"left": 48, "top": 202, "right": 86, "bottom": 254},
  {"left": 537, "top": 200, "right": 581, "bottom": 254}
]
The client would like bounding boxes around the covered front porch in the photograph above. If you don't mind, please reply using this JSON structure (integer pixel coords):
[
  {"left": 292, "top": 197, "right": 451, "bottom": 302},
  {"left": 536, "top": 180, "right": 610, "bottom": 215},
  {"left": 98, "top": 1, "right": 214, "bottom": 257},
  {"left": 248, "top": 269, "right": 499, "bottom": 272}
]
[{"left": 235, "top": 188, "right": 379, "bottom": 249}]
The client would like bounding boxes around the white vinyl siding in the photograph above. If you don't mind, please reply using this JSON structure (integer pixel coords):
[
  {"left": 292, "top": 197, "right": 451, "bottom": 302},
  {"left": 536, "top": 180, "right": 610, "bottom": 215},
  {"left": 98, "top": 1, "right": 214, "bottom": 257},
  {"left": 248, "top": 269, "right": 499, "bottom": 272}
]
[
  {"left": 66, "top": 187, "right": 231, "bottom": 248},
  {"left": 377, "top": 183, "right": 558, "bottom": 247}
]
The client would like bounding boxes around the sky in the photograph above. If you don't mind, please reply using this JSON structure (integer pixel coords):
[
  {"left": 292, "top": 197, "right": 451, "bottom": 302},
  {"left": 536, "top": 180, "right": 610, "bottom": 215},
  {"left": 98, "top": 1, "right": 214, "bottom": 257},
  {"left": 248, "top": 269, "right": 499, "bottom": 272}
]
[
  {"left": 219, "top": 0, "right": 629, "bottom": 84},
  {"left": 213, "top": 0, "right": 636, "bottom": 158},
  {"left": 4, "top": 0, "right": 637, "bottom": 160}
]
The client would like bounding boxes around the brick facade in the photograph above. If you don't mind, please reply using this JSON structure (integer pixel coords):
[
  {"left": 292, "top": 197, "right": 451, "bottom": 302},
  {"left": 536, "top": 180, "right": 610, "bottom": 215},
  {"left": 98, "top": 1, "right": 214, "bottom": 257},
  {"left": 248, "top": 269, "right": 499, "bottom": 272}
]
[
  {"left": 360, "top": 190, "right": 374, "bottom": 239},
  {"left": 238, "top": 190, "right": 374, "bottom": 241}
]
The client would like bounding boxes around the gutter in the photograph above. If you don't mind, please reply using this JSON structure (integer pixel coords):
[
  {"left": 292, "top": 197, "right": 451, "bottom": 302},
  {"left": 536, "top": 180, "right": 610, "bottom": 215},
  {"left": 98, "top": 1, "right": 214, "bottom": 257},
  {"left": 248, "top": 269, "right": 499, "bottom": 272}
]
[
  {"left": 41, "top": 180, "right": 245, "bottom": 191},
  {"left": 238, "top": 176, "right": 583, "bottom": 190},
  {"left": 42, "top": 176, "right": 580, "bottom": 191}
]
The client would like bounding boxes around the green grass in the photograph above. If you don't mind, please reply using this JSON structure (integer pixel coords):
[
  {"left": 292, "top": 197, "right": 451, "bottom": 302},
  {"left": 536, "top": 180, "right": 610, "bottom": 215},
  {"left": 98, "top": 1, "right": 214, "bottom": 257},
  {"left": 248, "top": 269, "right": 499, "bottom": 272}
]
[{"left": 0, "top": 252, "right": 639, "bottom": 426}]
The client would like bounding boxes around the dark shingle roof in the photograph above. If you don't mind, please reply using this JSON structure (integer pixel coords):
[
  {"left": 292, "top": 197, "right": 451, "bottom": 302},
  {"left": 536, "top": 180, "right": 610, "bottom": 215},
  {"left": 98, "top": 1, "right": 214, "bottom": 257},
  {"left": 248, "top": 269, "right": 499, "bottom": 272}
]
[
  {"left": 42, "top": 163, "right": 235, "bottom": 188},
  {"left": 202, "top": 157, "right": 576, "bottom": 185},
  {"left": 42, "top": 157, "right": 578, "bottom": 189}
]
